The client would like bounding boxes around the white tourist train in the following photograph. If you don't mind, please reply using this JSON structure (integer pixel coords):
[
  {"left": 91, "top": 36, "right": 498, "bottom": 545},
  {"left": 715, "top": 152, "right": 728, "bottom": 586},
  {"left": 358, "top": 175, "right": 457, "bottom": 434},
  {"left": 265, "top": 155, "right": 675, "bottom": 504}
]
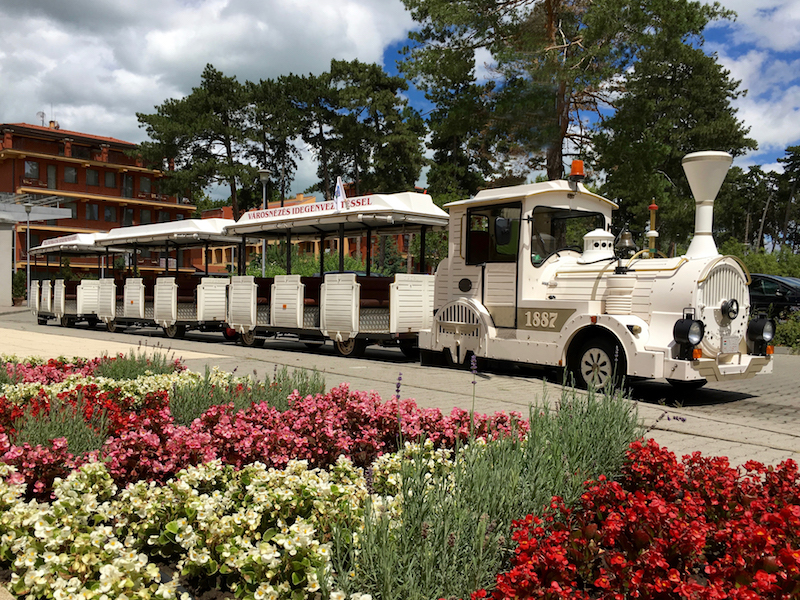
[{"left": 29, "top": 151, "right": 774, "bottom": 388}]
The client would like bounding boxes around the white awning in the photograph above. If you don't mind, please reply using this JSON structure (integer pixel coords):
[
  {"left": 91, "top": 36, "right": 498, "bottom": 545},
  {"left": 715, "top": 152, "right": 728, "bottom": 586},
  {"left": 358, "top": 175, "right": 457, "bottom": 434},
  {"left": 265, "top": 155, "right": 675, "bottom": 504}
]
[
  {"left": 29, "top": 232, "right": 124, "bottom": 255},
  {"left": 97, "top": 218, "right": 243, "bottom": 248},
  {"left": 224, "top": 192, "right": 449, "bottom": 237}
]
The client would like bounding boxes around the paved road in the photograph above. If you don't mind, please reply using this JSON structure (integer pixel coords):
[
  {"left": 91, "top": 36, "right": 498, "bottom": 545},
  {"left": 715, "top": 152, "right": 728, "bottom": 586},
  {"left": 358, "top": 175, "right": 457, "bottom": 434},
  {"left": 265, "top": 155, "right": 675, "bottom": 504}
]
[{"left": 1, "top": 306, "right": 798, "bottom": 468}]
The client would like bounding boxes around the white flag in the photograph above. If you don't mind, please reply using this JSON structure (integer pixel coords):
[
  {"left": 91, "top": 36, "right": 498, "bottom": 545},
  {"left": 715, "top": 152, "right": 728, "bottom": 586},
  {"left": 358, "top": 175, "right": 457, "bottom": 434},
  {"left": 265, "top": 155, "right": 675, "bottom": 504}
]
[{"left": 333, "top": 176, "right": 346, "bottom": 213}]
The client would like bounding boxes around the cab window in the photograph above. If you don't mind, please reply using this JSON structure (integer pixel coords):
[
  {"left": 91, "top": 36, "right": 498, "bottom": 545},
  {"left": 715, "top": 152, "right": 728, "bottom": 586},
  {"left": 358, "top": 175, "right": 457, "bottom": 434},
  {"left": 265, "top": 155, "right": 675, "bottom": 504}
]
[
  {"left": 531, "top": 207, "right": 605, "bottom": 266},
  {"left": 466, "top": 202, "right": 522, "bottom": 264}
]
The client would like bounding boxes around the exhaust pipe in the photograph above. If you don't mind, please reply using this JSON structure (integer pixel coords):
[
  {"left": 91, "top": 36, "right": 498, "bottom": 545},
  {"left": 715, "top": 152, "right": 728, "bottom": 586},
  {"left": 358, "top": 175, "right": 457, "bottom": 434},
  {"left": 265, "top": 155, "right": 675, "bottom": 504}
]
[{"left": 682, "top": 151, "right": 733, "bottom": 259}]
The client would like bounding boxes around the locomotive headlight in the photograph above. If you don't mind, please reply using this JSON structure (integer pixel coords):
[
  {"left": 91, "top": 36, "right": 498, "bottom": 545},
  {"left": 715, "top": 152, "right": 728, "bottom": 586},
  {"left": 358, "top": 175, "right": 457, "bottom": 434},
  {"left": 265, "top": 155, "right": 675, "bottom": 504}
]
[
  {"left": 721, "top": 299, "right": 739, "bottom": 321},
  {"left": 748, "top": 318, "right": 775, "bottom": 343},
  {"left": 674, "top": 319, "right": 705, "bottom": 346}
]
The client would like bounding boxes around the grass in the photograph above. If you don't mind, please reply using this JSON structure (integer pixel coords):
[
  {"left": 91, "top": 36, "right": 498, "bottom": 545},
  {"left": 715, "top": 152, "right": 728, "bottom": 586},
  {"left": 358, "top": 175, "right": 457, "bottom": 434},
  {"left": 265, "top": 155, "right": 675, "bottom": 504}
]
[
  {"left": 11, "top": 392, "right": 109, "bottom": 456},
  {"left": 330, "top": 383, "right": 642, "bottom": 600},
  {"left": 94, "top": 346, "right": 180, "bottom": 379},
  {"left": 169, "top": 364, "right": 326, "bottom": 425}
]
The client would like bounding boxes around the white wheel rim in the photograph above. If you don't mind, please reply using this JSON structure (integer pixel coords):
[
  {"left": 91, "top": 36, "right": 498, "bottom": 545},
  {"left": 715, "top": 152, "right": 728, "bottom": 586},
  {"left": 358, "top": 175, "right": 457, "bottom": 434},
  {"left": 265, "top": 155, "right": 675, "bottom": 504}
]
[
  {"left": 338, "top": 339, "right": 355, "bottom": 354},
  {"left": 242, "top": 331, "right": 255, "bottom": 345},
  {"left": 580, "top": 347, "right": 613, "bottom": 387}
]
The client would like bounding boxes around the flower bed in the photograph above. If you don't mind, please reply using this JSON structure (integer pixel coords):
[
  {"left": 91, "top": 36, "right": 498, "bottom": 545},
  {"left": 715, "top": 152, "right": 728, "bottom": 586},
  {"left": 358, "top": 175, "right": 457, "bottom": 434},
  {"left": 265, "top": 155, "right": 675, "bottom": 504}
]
[
  {"left": 0, "top": 353, "right": 655, "bottom": 600},
  {"left": 478, "top": 439, "right": 800, "bottom": 600}
]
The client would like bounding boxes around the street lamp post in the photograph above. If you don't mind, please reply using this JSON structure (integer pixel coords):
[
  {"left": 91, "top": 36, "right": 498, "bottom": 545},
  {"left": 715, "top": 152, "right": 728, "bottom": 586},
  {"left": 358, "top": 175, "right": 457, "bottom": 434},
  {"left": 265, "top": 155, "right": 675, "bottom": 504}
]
[
  {"left": 258, "top": 169, "right": 269, "bottom": 278},
  {"left": 24, "top": 203, "right": 32, "bottom": 304}
]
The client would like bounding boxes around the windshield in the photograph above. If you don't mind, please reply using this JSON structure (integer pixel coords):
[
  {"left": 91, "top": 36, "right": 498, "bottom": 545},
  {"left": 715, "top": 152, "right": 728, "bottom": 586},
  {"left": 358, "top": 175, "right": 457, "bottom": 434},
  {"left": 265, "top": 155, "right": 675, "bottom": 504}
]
[{"left": 531, "top": 207, "right": 605, "bottom": 266}]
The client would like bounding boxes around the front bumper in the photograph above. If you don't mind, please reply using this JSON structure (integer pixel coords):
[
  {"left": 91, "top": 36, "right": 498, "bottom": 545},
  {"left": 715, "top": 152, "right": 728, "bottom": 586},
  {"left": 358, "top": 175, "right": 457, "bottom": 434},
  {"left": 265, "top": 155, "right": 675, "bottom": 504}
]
[{"left": 663, "top": 354, "right": 773, "bottom": 382}]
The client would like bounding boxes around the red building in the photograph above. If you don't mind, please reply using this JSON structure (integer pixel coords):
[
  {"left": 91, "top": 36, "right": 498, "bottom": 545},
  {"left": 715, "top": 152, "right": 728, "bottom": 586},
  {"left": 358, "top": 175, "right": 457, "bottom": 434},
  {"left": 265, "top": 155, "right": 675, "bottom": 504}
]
[{"left": 0, "top": 121, "right": 195, "bottom": 277}]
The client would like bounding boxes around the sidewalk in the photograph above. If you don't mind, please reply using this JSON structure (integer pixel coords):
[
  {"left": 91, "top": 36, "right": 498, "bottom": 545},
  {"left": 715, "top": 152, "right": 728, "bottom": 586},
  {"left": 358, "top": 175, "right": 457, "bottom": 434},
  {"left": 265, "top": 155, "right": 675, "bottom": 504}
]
[{"left": 1, "top": 306, "right": 799, "bottom": 469}]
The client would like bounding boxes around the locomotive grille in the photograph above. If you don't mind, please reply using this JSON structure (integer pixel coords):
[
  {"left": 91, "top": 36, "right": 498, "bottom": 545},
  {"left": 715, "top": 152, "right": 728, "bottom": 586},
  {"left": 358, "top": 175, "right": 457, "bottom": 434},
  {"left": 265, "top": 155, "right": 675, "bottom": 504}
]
[
  {"left": 436, "top": 302, "right": 481, "bottom": 337},
  {"left": 697, "top": 263, "right": 749, "bottom": 354}
]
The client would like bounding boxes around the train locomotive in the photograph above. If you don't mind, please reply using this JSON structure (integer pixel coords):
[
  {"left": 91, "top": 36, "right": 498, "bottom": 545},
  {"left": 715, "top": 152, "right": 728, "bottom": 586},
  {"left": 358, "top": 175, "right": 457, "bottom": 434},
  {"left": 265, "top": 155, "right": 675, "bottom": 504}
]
[{"left": 419, "top": 151, "right": 774, "bottom": 388}]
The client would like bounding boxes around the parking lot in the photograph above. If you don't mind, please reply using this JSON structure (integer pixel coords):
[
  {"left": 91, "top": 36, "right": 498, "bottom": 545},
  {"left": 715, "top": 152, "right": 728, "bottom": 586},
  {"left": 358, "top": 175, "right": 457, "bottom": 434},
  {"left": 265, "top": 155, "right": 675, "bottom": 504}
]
[{"left": 1, "top": 305, "right": 799, "bottom": 467}]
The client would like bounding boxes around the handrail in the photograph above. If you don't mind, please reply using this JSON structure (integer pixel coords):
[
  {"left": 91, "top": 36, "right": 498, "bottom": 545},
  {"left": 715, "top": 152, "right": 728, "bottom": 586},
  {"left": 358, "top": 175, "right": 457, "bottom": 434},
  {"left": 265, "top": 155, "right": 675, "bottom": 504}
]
[{"left": 697, "top": 255, "right": 752, "bottom": 285}]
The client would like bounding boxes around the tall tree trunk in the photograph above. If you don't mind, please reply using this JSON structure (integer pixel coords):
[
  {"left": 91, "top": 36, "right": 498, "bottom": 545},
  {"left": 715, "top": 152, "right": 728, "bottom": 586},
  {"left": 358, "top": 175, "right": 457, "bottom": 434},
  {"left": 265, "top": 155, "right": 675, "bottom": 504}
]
[
  {"left": 546, "top": 81, "right": 570, "bottom": 180},
  {"left": 319, "top": 121, "right": 331, "bottom": 201},
  {"left": 782, "top": 178, "right": 796, "bottom": 248}
]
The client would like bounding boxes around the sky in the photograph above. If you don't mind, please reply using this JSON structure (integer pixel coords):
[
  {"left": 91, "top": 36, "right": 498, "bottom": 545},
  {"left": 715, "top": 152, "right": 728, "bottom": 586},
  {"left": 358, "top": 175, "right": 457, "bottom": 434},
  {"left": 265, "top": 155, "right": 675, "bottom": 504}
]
[{"left": 1, "top": 0, "right": 799, "bottom": 198}]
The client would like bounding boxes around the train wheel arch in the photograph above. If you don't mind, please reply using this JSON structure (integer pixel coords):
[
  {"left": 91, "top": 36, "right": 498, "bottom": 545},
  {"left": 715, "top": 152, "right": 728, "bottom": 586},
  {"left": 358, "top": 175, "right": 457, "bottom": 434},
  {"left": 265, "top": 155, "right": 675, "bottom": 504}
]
[{"left": 567, "top": 326, "right": 627, "bottom": 390}]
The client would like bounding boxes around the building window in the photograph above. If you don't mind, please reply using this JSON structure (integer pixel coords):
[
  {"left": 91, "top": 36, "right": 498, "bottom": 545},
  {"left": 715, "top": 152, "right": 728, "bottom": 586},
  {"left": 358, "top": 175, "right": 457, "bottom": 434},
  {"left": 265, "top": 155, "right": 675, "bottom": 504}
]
[
  {"left": 105, "top": 172, "right": 116, "bottom": 188},
  {"left": 123, "top": 208, "right": 135, "bottom": 227},
  {"left": 64, "top": 167, "right": 78, "bottom": 184},
  {"left": 86, "top": 203, "right": 99, "bottom": 221},
  {"left": 86, "top": 169, "right": 99, "bottom": 186},
  {"left": 104, "top": 206, "right": 117, "bottom": 223},
  {"left": 24, "top": 161, "right": 39, "bottom": 179},
  {"left": 72, "top": 146, "right": 90, "bottom": 160},
  {"left": 122, "top": 174, "right": 134, "bottom": 198},
  {"left": 140, "top": 177, "right": 151, "bottom": 195},
  {"left": 47, "top": 165, "right": 57, "bottom": 189},
  {"left": 158, "top": 210, "right": 170, "bottom": 222},
  {"left": 140, "top": 209, "right": 152, "bottom": 225},
  {"left": 176, "top": 213, "right": 185, "bottom": 220}
]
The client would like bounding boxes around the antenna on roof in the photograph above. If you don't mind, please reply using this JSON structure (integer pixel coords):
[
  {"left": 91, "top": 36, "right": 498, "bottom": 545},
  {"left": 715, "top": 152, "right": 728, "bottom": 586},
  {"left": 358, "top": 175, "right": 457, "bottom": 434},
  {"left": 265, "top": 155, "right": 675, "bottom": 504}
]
[{"left": 36, "top": 111, "right": 46, "bottom": 126}]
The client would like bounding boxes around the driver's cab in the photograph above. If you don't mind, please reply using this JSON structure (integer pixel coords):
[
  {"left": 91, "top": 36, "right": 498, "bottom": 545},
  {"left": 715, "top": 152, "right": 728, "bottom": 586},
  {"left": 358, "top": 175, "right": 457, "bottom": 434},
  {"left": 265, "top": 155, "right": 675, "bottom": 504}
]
[{"left": 440, "top": 180, "right": 616, "bottom": 329}]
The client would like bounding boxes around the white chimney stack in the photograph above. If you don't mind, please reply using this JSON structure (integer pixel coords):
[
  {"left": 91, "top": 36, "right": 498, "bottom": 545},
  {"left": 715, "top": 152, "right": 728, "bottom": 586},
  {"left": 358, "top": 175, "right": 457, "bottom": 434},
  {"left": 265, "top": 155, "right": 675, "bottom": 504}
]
[{"left": 682, "top": 151, "right": 732, "bottom": 259}]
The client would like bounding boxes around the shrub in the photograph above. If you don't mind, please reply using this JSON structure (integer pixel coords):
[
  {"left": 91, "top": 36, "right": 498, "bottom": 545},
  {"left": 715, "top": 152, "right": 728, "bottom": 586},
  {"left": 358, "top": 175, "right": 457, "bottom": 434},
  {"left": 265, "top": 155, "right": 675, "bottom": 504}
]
[
  {"left": 10, "top": 392, "right": 109, "bottom": 456},
  {"left": 775, "top": 312, "right": 800, "bottom": 351},
  {"left": 93, "top": 347, "right": 184, "bottom": 379},
  {"left": 330, "top": 385, "right": 642, "bottom": 600},
  {"left": 476, "top": 439, "right": 800, "bottom": 600},
  {"left": 169, "top": 365, "right": 325, "bottom": 425}
]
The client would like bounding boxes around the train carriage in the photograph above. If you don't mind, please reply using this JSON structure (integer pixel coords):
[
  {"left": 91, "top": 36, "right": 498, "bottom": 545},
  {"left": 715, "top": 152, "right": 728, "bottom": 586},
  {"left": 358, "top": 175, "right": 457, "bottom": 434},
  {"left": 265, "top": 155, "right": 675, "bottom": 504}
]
[{"left": 223, "top": 191, "right": 449, "bottom": 356}]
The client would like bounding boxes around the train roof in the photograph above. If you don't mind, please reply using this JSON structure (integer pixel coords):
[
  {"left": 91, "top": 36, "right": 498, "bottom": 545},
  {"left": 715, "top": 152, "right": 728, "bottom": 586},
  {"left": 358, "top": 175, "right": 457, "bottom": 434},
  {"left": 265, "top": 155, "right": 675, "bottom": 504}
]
[
  {"left": 444, "top": 180, "right": 618, "bottom": 210},
  {"left": 225, "top": 191, "right": 449, "bottom": 238},
  {"left": 97, "top": 218, "right": 242, "bottom": 248},
  {"left": 30, "top": 232, "right": 124, "bottom": 255}
]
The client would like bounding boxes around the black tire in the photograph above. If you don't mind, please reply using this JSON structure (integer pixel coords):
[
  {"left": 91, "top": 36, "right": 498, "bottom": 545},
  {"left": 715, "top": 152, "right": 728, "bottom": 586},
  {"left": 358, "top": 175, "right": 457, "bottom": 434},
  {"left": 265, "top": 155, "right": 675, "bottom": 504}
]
[
  {"left": 667, "top": 378, "right": 708, "bottom": 391},
  {"left": 87, "top": 317, "right": 99, "bottom": 328},
  {"left": 106, "top": 320, "right": 125, "bottom": 333},
  {"left": 334, "top": 337, "right": 367, "bottom": 357},
  {"left": 399, "top": 342, "right": 420, "bottom": 360},
  {"left": 163, "top": 324, "right": 186, "bottom": 339},
  {"left": 59, "top": 316, "right": 73, "bottom": 328},
  {"left": 37, "top": 317, "right": 48, "bottom": 326},
  {"left": 571, "top": 337, "right": 626, "bottom": 390},
  {"left": 240, "top": 330, "right": 264, "bottom": 347},
  {"left": 222, "top": 327, "right": 239, "bottom": 342}
]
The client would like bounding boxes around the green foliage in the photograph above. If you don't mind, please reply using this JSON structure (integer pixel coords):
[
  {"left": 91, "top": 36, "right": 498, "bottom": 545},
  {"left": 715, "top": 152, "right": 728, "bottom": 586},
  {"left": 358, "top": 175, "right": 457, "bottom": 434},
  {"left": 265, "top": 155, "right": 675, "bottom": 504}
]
[
  {"left": 11, "top": 269, "right": 26, "bottom": 299},
  {"left": 246, "top": 244, "right": 370, "bottom": 277},
  {"left": 717, "top": 240, "right": 800, "bottom": 278},
  {"left": 94, "top": 348, "right": 181, "bottom": 380},
  {"left": 331, "top": 384, "right": 641, "bottom": 600},
  {"left": 594, "top": 40, "right": 756, "bottom": 250},
  {"left": 402, "top": 0, "right": 733, "bottom": 185},
  {"left": 169, "top": 365, "right": 325, "bottom": 425},
  {"left": 11, "top": 393, "right": 109, "bottom": 456},
  {"left": 774, "top": 313, "right": 800, "bottom": 351},
  {"left": 137, "top": 64, "right": 254, "bottom": 219}
]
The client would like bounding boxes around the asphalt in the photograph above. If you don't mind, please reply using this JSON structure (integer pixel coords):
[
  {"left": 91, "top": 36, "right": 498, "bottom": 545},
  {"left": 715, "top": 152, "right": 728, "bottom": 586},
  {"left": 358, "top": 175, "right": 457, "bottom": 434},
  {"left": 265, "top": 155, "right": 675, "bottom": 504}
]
[{"left": 1, "top": 304, "right": 799, "bottom": 471}]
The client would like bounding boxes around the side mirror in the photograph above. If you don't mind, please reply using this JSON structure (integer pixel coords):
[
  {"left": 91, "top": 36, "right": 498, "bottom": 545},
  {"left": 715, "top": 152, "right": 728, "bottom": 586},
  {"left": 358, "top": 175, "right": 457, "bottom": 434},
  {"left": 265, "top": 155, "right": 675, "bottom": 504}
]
[{"left": 495, "top": 217, "right": 512, "bottom": 246}]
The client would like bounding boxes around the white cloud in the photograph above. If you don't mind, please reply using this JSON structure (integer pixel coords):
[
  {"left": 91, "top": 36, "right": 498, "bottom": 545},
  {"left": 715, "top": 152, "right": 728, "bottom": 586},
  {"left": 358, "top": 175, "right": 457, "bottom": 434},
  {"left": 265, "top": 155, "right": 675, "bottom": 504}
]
[
  {"left": 0, "top": 0, "right": 413, "bottom": 195},
  {"left": 711, "top": 0, "right": 800, "bottom": 53}
]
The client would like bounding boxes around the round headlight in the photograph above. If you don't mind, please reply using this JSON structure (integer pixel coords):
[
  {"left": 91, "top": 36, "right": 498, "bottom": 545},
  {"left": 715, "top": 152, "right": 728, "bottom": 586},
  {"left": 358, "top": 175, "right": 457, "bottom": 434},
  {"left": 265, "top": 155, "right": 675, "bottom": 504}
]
[
  {"left": 747, "top": 318, "right": 776, "bottom": 343},
  {"left": 687, "top": 321, "right": 704, "bottom": 345},
  {"left": 674, "top": 318, "right": 705, "bottom": 346},
  {"left": 762, "top": 319, "right": 775, "bottom": 342}
]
